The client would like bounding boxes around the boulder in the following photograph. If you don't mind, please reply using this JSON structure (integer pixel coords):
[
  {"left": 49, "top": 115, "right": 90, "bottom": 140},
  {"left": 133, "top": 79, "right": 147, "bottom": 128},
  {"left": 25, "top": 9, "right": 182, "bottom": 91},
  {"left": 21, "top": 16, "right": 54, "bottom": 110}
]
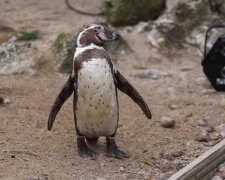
[
  {"left": 51, "top": 33, "right": 76, "bottom": 73},
  {"left": 102, "top": 0, "right": 166, "bottom": 26},
  {"left": 0, "top": 43, "right": 39, "bottom": 74}
]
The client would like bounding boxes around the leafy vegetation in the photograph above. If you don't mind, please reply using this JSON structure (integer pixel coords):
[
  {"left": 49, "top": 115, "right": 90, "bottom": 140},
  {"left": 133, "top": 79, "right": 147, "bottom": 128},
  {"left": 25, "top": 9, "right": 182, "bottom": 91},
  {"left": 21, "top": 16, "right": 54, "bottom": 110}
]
[{"left": 18, "top": 30, "right": 41, "bottom": 41}]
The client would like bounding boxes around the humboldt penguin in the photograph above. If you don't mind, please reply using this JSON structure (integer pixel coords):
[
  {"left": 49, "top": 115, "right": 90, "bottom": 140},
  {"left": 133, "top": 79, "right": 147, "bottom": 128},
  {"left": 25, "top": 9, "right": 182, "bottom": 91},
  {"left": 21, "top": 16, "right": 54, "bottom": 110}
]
[{"left": 48, "top": 24, "right": 152, "bottom": 159}]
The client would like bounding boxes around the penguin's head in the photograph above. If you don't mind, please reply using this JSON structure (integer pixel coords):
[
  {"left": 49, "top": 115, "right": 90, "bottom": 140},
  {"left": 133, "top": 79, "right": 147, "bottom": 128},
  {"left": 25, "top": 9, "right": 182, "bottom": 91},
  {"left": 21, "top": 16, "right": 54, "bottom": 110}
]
[{"left": 77, "top": 24, "right": 120, "bottom": 47}]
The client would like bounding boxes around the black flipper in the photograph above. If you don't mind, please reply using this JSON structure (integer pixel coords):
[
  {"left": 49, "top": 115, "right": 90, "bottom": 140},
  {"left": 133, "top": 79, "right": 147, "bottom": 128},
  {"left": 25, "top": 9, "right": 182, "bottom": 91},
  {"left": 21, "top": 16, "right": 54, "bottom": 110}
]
[
  {"left": 48, "top": 75, "right": 75, "bottom": 130},
  {"left": 114, "top": 70, "right": 152, "bottom": 119}
]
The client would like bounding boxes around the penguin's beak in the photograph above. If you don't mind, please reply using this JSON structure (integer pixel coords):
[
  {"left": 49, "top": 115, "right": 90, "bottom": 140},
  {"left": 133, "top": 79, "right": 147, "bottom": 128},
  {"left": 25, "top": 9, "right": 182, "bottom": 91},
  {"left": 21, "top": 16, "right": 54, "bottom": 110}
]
[{"left": 106, "top": 30, "right": 121, "bottom": 40}]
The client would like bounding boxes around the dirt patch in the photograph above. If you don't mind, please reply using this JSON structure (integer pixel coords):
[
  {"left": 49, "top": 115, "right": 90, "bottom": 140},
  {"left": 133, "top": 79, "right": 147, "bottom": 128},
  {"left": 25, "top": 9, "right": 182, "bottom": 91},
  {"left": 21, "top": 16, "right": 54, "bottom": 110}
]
[{"left": 0, "top": 0, "right": 224, "bottom": 179}]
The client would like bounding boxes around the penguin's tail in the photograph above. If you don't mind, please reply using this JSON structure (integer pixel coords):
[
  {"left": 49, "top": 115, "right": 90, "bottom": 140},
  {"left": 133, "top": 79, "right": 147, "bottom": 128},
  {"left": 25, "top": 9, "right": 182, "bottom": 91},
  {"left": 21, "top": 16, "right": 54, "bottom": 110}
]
[{"left": 48, "top": 75, "right": 75, "bottom": 130}]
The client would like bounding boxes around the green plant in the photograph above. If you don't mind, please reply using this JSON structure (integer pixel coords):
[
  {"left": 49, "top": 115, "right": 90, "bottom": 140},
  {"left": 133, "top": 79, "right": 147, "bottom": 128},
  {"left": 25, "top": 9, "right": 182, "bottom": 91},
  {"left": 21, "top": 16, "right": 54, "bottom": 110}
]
[{"left": 18, "top": 30, "right": 41, "bottom": 41}]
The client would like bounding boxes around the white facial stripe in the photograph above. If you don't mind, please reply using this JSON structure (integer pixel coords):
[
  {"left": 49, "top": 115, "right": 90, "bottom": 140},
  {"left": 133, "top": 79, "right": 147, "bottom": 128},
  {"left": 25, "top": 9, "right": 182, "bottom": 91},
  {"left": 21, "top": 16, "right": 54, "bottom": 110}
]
[{"left": 76, "top": 25, "right": 99, "bottom": 47}]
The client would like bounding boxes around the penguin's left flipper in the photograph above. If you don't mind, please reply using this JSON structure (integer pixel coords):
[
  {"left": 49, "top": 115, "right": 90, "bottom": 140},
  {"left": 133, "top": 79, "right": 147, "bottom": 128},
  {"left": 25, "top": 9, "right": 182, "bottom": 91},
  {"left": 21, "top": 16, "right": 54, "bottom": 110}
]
[
  {"left": 114, "top": 70, "right": 152, "bottom": 119},
  {"left": 48, "top": 75, "right": 76, "bottom": 130}
]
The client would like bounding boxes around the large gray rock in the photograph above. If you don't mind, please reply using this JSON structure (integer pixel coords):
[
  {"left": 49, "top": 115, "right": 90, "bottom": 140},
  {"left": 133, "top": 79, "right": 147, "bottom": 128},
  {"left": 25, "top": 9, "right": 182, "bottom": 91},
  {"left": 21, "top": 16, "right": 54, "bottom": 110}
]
[
  {"left": 0, "top": 43, "right": 39, "bottom": 74},
  {"left": 51, "top": 33, "right": 76, "bottom": 73},
  {"left": 102, "top": 0, "right": 166, "bottom": 26}
]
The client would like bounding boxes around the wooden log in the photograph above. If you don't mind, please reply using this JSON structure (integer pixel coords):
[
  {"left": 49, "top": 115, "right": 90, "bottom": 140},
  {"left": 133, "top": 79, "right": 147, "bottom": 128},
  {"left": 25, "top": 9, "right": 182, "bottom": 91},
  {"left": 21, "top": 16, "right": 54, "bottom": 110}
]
[{"left": 168, "top": 139, "right": 225, "bottom": 180}]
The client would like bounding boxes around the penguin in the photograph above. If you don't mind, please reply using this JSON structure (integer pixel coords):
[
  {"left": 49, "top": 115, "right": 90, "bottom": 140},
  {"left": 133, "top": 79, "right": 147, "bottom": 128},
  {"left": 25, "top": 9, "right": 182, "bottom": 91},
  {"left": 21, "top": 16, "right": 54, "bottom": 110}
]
[{"left": 48, "top": 24, "right": 152, "bottom": 159}]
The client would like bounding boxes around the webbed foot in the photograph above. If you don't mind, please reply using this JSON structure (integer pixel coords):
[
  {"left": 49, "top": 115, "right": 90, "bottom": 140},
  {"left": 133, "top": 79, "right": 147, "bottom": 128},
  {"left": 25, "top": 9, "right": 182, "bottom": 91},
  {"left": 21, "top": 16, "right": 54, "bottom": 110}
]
[
  {"left": 106, "top": 137, "right": 129, "bottom": 159},
  {"left": 77, "top": 136, "right": 97, "bottom": 158}
]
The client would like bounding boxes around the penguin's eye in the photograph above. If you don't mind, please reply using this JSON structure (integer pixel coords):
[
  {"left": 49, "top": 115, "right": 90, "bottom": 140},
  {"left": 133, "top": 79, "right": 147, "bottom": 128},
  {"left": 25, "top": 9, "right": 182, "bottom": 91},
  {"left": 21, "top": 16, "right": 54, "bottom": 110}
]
[{"left": 93, "top": 26, "right": 102, "bottom": 33}]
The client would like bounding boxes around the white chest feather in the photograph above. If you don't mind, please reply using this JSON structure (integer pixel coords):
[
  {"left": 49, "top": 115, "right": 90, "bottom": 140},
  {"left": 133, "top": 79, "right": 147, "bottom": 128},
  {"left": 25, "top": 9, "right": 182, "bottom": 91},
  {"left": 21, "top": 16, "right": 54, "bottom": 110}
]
[{"left": 76, "top": 58, "right": 118, "bottom": 138}]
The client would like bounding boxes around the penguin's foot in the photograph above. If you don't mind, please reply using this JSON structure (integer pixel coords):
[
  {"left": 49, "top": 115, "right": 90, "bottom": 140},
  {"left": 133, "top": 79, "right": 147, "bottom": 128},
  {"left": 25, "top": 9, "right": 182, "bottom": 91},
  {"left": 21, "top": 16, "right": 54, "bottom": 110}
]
[
  {"left": 77, "top": 136, "right": 97, "bottom": 158},
  {"left": 106, "top": 137, "right": 129, "bottom": 159},
  {"left": 86, "top": 137, "right": 98, "bottom": 145}
]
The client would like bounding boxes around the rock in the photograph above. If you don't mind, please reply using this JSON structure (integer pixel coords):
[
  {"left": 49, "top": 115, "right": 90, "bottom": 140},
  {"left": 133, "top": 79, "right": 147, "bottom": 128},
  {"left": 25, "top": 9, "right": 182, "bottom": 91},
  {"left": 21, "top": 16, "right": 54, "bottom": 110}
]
[
  {"left": 119, "top": 166, "right": 124, "bottom": 172},
  {"left": 134, "top": 21, "right": 150, "bottom": 33},
  {"left": 197, "top": 119, "right": 214, "bottom": 133},
  {"left": 166, "top": 0, "right": 211, "bottom": 40},
  {"left": 169, "top": 104, "right": 179, "bottom": 110},
  {"left": 160, "top": 116, "right": 175, "bottom": 128},
  {"left": 218, "top": 124, "right": 225, "bottom": 138},
  {"left": 136, "top": 69, "right": 169, "bottom": 79},
  {"left": 148, "top": 28, "right": 163, "bottom": 48},
  {"left": 3, "top": 98, "right": 12, "bottom": 104},
  {"left": 202, "top": 125, "right": 214, "bottom": 133},
  {"left": 195, "top": 131, "right": 210, "bottom": 142},
  {"left": 0, "top": 97, "right": 12, "bottom": 105},
  {"left": 0, "top": 43, "right": 39, "bottom": 74},
  {"left": 198, "top": 119, "right": 209, "bottom": 127},
  {"left": 51, "top": 33, "right": 76, "bottom": 73},
  {"left": 210, "top": 132, "right": 220, "bottom": 140},
  {"left": 172, "top": 150, "right": 184, "bottom": 157},
  {"left": 30, "top": 176, "right": 40, "bottom": 180},
  {"left": 102, "top": 0, "right": 166, "bottom": 26},
  {"left": 210, "top": 175, "right": 223, "bottom": 180}
]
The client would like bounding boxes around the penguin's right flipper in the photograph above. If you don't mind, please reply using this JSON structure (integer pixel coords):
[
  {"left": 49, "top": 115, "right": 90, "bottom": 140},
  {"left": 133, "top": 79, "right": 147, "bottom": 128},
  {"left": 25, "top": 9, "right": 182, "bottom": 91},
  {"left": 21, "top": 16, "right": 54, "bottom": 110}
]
[
  {"left": 48, "top": 75, "right": 76, "bottom": 130},
  {"left": 114, "top": 70, "right": 152, "bottom": 119}
]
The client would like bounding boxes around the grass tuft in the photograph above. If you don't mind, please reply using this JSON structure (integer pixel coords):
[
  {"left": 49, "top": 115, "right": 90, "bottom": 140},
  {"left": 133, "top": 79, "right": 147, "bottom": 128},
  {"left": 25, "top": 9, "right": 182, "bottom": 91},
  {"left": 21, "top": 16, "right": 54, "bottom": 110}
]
[{"left": 18, "top": 30, "right": 41, "bottom": 41}]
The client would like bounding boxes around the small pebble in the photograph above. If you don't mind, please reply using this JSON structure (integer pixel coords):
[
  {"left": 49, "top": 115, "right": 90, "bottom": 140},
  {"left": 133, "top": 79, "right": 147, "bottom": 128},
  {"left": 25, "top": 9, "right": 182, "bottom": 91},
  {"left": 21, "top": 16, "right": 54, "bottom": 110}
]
[
  {"left": 30, "top": 176, "right": 40, "bottom": 180},
  {"left": 198, "top": 119, "right": 209, "bottom": 127},
  {"left": 169, "top": 104, "right": 179, "bottom": 110},
  {"left": 202, "top": 125, "right": 214, "bottom": 133},
  {"left": 160, "top": 116, "right": 175, "bottom": 128},
  {"left": 210, "top": 132, "right": 220, "bottom": 140},
  {"left": 172, "top": 150, "right": 184, "bottom": 157},
  {"left": 195, "top": 132, "right": 210, "bottom": 142},
  {"left": 0, "top": 97, "right": 12, "bottom": 105},
  {"left": 120, "top": 166, "right": 124, "bottom": 172}
]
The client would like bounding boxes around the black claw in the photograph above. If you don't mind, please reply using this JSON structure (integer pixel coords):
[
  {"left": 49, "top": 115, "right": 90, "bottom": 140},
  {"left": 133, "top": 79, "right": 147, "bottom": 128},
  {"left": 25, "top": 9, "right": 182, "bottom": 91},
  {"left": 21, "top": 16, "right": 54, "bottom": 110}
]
[
  {"left": 106, "top": 137, "right": 129, "bottom": 159},
  {"left": 77, "top": 136, "right": 97, "bottom": 158}
]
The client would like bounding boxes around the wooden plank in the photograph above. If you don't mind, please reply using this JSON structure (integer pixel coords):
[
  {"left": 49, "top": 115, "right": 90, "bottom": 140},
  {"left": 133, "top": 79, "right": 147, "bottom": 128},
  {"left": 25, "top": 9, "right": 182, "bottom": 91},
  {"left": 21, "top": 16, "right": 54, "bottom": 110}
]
[{"left": 168, "top": 139, "right": 225, "bottom": 180}]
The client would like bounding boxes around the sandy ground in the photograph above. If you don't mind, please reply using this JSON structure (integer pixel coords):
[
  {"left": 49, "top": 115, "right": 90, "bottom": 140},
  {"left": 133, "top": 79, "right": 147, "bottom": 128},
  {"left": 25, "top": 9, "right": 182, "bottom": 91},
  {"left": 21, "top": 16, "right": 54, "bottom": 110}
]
[{"left": 1, "top": 0, "right": 225, "bottom": 179}]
